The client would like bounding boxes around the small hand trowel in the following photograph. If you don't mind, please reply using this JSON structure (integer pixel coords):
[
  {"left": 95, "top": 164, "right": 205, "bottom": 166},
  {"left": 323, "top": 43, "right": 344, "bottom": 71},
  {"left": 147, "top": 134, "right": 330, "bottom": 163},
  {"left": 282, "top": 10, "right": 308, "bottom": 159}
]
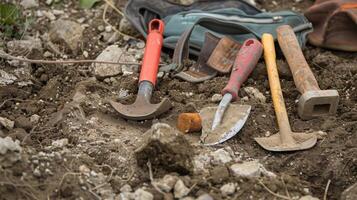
[{"left": 201, "top": 39, "right": 263, "bottom": 145}]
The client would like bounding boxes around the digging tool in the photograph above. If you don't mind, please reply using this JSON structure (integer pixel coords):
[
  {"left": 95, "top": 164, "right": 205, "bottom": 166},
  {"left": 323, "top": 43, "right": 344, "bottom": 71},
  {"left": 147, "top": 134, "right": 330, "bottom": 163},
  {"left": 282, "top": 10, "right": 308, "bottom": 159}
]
[
  {"left": 254, "top": 34, "right": 317, "bottom": 152},
  {"left": 110, "top": 19, "right": 171, "bottom": 120},
  {"left": 277, "top": 25, "right": 339, "bottom": 120},
  {"left": 200, "top": 39, "right": 262, "bottom": 145}
]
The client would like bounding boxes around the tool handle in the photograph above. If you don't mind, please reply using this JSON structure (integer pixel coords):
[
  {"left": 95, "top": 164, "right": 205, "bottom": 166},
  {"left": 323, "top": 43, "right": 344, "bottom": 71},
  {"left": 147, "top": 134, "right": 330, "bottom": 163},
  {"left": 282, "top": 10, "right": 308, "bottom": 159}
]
[
  {"left": 262, "top": 34, "right": 295, "bottom": 143},
  {"left": 277, "top": 25, "right": 320, "bottom": 93},
  {"left": 139, "top": 19, "right": 165, "bottom": 86},
  {"left": 222, "top": 39, "right": 263, "bottom": 101}
]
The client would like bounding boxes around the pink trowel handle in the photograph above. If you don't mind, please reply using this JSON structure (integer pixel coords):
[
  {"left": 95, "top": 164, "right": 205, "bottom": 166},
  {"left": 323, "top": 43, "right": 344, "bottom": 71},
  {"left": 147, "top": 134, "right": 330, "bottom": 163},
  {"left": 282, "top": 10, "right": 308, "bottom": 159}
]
[{"left": 222, "top": 39, "right": 263, "bottom": 101}]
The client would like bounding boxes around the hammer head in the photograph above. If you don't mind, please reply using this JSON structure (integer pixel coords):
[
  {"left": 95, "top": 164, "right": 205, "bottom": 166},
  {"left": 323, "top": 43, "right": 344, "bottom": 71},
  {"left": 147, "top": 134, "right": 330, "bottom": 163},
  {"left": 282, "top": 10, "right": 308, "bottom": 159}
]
[
  {"left": 110, "top": 97, "right": 171, "bottom": 121},
  {"left": 298, "top": 90, "right": 339, "bottom": 120}
]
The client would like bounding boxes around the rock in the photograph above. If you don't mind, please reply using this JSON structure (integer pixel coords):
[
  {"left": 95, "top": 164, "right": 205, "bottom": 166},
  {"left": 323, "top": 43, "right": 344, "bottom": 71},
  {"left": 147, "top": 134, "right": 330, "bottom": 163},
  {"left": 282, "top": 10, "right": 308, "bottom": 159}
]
[
  {"left": 196, "top": 194, "right": 214, "bottom": 200},
  {"left": 174, "top": 179, "right": 190, "bottom": 198},
  {"left": 299, "top": 195, "right": 320, "bottom": 200},
  {"left": 135, "top": 123, "right": 194, "bottom": 175},
  {"left": 118, "top": 89, "right": 129, "bottom": 99},
  {"left": 119, "top": 17, "right": 137, "bottom": 35},
  {"left": 134, "top": 188, "right": 153, "bottom": 200},
  {"left": 181, "top": 197, "right": 195, "bottom": 200},
  {"left": 193, "top": 154, "right": 211, "bottom": 174},
  {"left": 220, "top": 183, "right": 236, "bottom": 196},
  {"left": 244, "top": 0, "right": 257, "bottom": 6},
  {"left": 20, "top": 0, "right": 39, "bottom": 9},
  {"left": 7, "top": 39, "right": 43, "bottom": 58},
  {"left": 105, "top": 25, "right": 112, "bottom": 33},
  {"left": 341, "top": 182, "right": 357, "bottom": 200},
  {"left": 93, "top": 45, "right": 123, "bottom": 79},
  {"left": 230, "top": 160, "right": 276, "bottom": 178},
  {"left": 277, "top": 60, "right": 292, "bottom": 78},
  {"left": 79, "top": 165, "right": 90, "bottom": 174},
  {"left": 243, "top": 87, "right": 266, "bottom": 103},
  {"left": 8, "top": 128, "right": 28, "bottom": 142},
  {"left": 15, "top": 116, "right": 33, "bottom": 131},
  {"left": 0, "top": 137, "right": 22, "bottom": 167},
  {"left": 49, "top": 20, "right": 84, "bottom": 54},
  {"left": 179, "top": 0, "right": 195, "bottom": 5},
  {"left": 120, "top": 184, "right": 133, "bottom": 193},
  {"left": 0, "top": 70, "right": 17, "bottom": 85},
  {"left": 155, "top": 174, "right": 178, "bottom": 193},
  {"left": 52, "top": 138, "right": 69, "bottom": 148},
  {"left": 210, "top": 166, "right": 229, "bottom": 183},
  {"left": 210, "top": 148, "right": 232, "bottom": 165},
  {"left": 33, "top": 166, "right": 41, "bottom": 177},
  {"left": 0, "top": 117, "right": 15, "bottom": 130},
  {"left": 211, "top": 94, "right": 223, "bottom": 103},
  {"left": 30, "top": 114, "right": 40, "bottom": 124}
]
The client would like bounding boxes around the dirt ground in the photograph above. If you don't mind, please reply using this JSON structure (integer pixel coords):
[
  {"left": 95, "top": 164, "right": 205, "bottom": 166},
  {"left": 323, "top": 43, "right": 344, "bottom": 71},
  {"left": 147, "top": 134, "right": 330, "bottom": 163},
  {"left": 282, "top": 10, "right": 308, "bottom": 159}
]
[{"left": 0, "top": 0, "right": 356, "bottom": 200}]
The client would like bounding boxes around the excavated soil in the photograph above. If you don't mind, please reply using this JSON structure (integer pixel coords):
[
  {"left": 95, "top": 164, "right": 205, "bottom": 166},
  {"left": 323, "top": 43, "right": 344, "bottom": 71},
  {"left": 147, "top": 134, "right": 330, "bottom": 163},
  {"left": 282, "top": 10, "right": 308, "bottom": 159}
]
[{"left": 0, "top": 0, "right": 356, "bottom": 200}]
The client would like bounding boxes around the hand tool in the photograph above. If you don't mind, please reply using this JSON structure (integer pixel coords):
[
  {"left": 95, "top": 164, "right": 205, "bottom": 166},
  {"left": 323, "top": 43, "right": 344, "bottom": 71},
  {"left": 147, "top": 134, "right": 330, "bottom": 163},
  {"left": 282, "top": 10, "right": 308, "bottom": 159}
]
[
  {"left": 200, "top": 38, "right": 263, "bottom": 145},
  {"left": 110, "top": 19, "right": 171, "bottom": 120},
  {"left": 277, "top": 25, "right": 339, "bottom": 120},
  {"left": 211, "top": 39, "right": 262, "bottom": 131},
  {"left": 254, "top": 33, "right": 317, "bottom": 152}
]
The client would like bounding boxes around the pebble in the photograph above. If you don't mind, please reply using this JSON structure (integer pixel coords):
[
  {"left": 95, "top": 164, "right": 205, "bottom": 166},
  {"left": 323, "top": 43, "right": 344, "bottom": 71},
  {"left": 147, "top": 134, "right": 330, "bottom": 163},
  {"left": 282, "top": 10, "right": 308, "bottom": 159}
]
[
  {"left": 51, "top": 138, "right": 69, "bottom": 148},
  {"left": 93, "top": 45, "right": 123, "bottom": 79},
  {"left": 0, "top": 137, "right": 22, "bottom": 167},
  {"left": 79, "top": 165, "right": 90, "bottom": 174},
  {"left": 134, "top": 188, "right": 154, "bottom": 200},
  {"left": 0, "top": 70, "right": 17, "bottom": 85},
  {"left": 119, "top": 17, "right": 136, "bottom": 35},
  {"left": 15, "top": 116, "right": 33, "bottom": 131},
  {"left": 136, "top": 42, "right": 145, "bottom": 49},
  {"left": 211, "top": 94, "right": 223, "bottom": 103},
  {"left": 20, "top": 0, "right": 39, "bottom": 9},
  {"left": 33, "top": 167, "right": 41, "bottom": 177},
  {"left": 46, "top": 0, "right": 53, "bottom": 5},
  {"left": 155, "top": 174, "right": 178, "bottom": 192},
  {"left": 105, "top": 25, "right": 112, "bottom": 33},
  {"left": 230, "top": 161, "right": 276, "bottom": 179},
  {"left": 97, "top": 25, "right": 105, "bottom": 32},
  {"left": 43, "top": 11, "right": 56, "bottom": 21},
  {"left": 174, "top": 179, "right": 190, "bottom": 198},
  {"left": 299, "top": 195, "right": 320, "bottom": 200},
  {"left": 83, "top": 50, "right": 89, "bottom": 58},
  {"left": 341, "top": 182, "right": 357, "bottom": 200},
  {"left": 0, "top": 117, "right": 15, "bottom": 130},
  {"left": 49, "top": 20, "right": 84, "bottom": 54},
  {"left": 210, "top": 148, "right": 233, "bottom": 165},
  {"left": 220, "top": 183, "right": 236, "bottom": 196},
  {"left": 244, "top": 87, "right": 266, "bottom": 103},
  {"left": 196, "top": 194, "right": 214, "bottom": 200},
  {"left": 6, "top": 39, "right": 43, "bottom": 58},
  {"left": 120, "top": 184, "right": 132, "bottom": 193}
]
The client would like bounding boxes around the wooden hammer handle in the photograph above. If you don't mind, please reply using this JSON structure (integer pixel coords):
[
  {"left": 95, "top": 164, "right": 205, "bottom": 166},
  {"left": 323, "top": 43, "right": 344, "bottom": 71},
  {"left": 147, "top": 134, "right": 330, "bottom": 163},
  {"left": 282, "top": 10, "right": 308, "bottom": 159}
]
[{"left": 277, "top": 25, "right": 320, "bottom": 93}]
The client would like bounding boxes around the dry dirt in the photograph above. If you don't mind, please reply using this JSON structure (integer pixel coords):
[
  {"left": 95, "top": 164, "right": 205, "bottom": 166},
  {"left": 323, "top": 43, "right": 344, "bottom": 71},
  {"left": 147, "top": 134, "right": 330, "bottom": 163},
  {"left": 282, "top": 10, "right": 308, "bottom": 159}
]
[{"left": 0, "top": 0, "right": 356, "bottom": 200}]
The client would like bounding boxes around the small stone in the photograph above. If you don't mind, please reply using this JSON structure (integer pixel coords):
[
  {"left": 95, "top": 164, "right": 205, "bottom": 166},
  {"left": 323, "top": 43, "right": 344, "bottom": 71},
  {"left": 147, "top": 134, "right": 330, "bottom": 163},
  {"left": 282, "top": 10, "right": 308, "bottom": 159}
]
[
  {"left": 52, "top": 10, "right": 64, "bottom": 15},
  {"left": 121, "top": 65, "right": 134, "bottom": 76},
  {"left": 43, "top": 11, "right": 56, "bottom": 21},
  {"left": 196, "top": 194, "right": 214, "bottom": 200},
  {"left": 211, "top": 94, "right": 223, "bottom": 103},
  {"left": 76, "top": 17, "right": 86, "bottom": 24},
  {"left": 120, "top": 192, "right": 135, "bottom": 200},
  {"left": 7, "top": 39, "right": 43, "bottom": 58},
  {"left": 43, "top": 51, "right": 52, "bottom": 58},
  {"left": 244, "top": 87, "right": 266, "bottom": 103},
  {"left": 33, "top": 167, "right": 41, "bottom": 177},
  {"left": 83, "top": 50, "right": 89, "bottom": 58},
  {"left": 220, "top": 183, "right": 236, "bottom": 196},
  {"left": 98, "top": 25, "right": 105, "bottom": 32},
  {"left": 136, "top": 42, "right": 145, "bottom": 49},
  {"left": 0, "top": 117, "right": 15, "bottom": 130},
  {"left": 341, "top": 182, "right": 357, "bottom": 200},
  {"left": 105, "top": 25, "right": 112, "bottom": 32},
  {"left": 30, "top": 114, "right": 41, "bottom": 124},
  {"left": 14, "top": 116, "right": 33, "bottom": 131},
  {"left": 45, "top": 168, "right": 53, "bottom": 175},
  {"left": 0, "top": 70, "right": 17, "bottom": 85},
  {"left": 79, "top": 165, "right": 90, "bottom": 174},
  {"left": 51, "top": 138, "right": 69, "bottom": 148},
  {"left": 299, "top": 195, "right": 320, "bottom": 200},
  {"left": 20, "top": 0, "right": 39, "bottom": 9},
  {"left": 210, "top": 148, "right": 232, "bottom": 165},
  {"left": 119, "top": 17, "right": 136, "bottom": 35},
  {"left": 93, "top": 45, "right": 123, "bottom": 79},
  {"left": 46, "top": 0, "right": 53, "bottom": 5},
  {"left": 134, "top": 188, "right": 153, "bottom": 200},
  {"left": 230, "top": 161, "right": 262, "bottom": 178},
  {"left": 181, "top": 197, "right": 195, "bottom": 200},
  {"left": 120, "top": 184, "right": 132, "bottom": 193},
  {"left": 174, "top": 179, "right": 190, "bottom": 198},
  {"left": 155, "top": 174, "right": 178, "bottom": 192},
  {"left": 49, "top": 20, "right": 84, "bottom": 54},
  {"left": 193, "top": 154, "right": 211, "bottom": 174}
]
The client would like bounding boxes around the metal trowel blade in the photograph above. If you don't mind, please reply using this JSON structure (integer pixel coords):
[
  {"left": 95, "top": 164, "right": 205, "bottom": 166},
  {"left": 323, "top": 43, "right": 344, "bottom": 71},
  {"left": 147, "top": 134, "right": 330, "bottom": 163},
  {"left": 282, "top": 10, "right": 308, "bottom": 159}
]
[{"left": 200, "top": 104, "right": 251, "bottom": 145}]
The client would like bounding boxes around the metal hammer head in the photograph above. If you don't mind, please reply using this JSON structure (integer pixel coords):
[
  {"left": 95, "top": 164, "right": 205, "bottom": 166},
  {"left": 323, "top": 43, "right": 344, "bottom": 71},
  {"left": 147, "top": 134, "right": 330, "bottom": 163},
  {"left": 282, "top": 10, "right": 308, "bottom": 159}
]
[
  {"left": 298, "top": 90, "right": 339, "bottom": 120},
  {"left": 110, "top": 82, "right": 171, "bottom": 120}
]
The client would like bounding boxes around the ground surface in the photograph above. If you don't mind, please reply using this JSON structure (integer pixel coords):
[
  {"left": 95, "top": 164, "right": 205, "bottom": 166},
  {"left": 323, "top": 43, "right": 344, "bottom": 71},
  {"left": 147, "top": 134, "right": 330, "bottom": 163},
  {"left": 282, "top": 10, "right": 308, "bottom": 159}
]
[{"left": 0, "top": 0, "right": 356, "bottom": 200}]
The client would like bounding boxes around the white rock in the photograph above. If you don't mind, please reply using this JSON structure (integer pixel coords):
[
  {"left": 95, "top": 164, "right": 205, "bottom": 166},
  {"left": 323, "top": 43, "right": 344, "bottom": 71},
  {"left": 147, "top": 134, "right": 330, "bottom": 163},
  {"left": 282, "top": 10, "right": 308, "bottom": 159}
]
[
  {"left": 119, "top": 192, "right": 135, "bottom": 200},
  {"left": 244, "top": 0, "right": 257, "bottom": 6},
  {"left": 244, "top": 87, "right": 266, "bottom": 103},
  {"left": 79, "top": 165, "right": 90, "bottom": 174},
  {"left": 0, "top": 70, "right": 17, "bottom": 85},
  {"left": 46, "top": 0, "right": 53, "bottom": 5},
  {"left": 51, "top": 138, "right": 69, "bottom": 148},
  {"left": 134, "top": 188, "right": 153, "bottom": 200},
  {"left": 93, "top": 45, "right": 123, "bottom": 79},
  {"left": 155, "top": 174, "right": 178, "bottom": 192},
  {"left": 210, "top": 148, "right": 233, "bottom": 165},
  {"left": 0, "top": 137, "right": 22, "bottom": 167},
  {"left": 211, "top": 94, "right": 223, "bottom": 103},
  {"left": 230, "top": 161, "right": 276, "bottom": 179},
  {"left": 43, "top": 11, "right": 56, "bottom": 21},
  {"left": 181, "top": 197, "right": 195, "bottom": 200},
  {"left": 30, "top": 114, "right": 40, "bottom": 124},
  {"left": 33, "top": 166, "right": 41, "bottom": 177},
  {"left": 193, "top": 154, "right": 211, "bottom": 174},
  {"left": 174, "top": 179, "right": 190, "bottom": 198},
  {"left": 49, "top": 20, "right": 84, "bottom": 54},
  {"left": 299, "top": 195, "right": 320, "bottom": 200},
  {"left": 0, "top": 117, "right": 15, "bottom": 130},
  {"left": 220, "top": 183, "right": 236, "bottom": 196},
  {"left": 120, "top": 184, "right": 132, "bottom": 193},
  {"left": 197, "top": 194, "right": 214, "bottom": 200},
  {"left": 20, "top": 0, "right": 39, "bottom": 9},
  {"left": 105, "top": 26, "right": 112, "bottom": 33},
  {"left": 6, "top": 39, "right": 42, "bottom": 58}
]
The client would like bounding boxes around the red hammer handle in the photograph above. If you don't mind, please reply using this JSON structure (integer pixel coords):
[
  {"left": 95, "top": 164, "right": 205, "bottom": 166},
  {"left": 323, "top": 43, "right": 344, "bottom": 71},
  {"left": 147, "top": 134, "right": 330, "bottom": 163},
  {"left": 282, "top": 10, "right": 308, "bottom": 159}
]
[
  {"left": 139, "top": 19, "right": 165, "bottom": 86},
  {"left": 222, "top": 39, "right": 263, "bottom": 101}
]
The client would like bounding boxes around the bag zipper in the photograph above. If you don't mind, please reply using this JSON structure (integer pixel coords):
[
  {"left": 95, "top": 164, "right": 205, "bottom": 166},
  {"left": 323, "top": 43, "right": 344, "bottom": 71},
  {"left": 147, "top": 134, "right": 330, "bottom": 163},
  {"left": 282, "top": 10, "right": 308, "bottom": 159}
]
[{"left": 185, "top": 13, "right": 283, "bottom": 24}]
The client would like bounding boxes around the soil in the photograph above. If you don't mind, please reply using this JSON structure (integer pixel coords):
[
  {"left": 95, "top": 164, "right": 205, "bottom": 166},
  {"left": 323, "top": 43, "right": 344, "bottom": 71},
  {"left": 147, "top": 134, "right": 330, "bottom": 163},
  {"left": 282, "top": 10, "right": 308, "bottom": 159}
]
[{"left": 0, "top": 0, "right": 356, "bottom": 200}]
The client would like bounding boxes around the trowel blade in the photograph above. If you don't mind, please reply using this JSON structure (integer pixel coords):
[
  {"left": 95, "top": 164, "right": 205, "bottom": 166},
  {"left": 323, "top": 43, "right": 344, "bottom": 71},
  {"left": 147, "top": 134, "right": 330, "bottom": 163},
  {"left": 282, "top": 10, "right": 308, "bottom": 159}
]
[{"left": 200, "top": 104, "right": 251, "bottom": 145}]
